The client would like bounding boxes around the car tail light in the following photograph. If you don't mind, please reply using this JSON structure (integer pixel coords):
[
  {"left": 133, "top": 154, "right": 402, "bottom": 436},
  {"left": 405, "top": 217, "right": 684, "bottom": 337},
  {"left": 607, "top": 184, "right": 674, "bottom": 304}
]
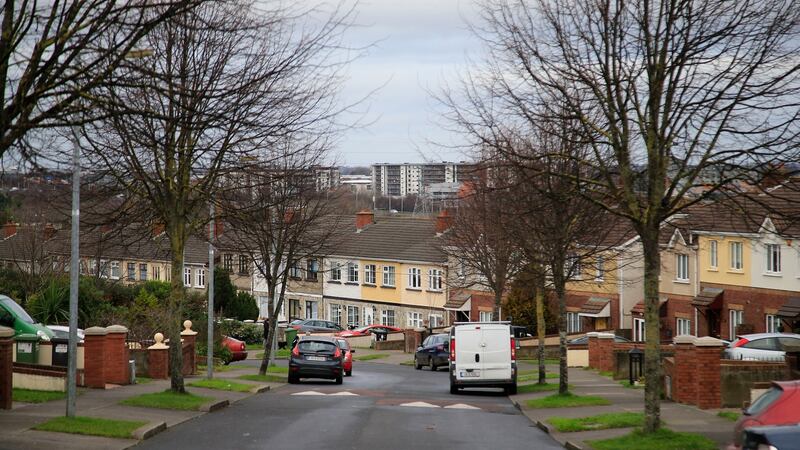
[
  {"left": 334, "top": 347, "right": 342, "bottom": 358},
  {"left": 291, "top": 325, "right": 301, "bottom": 330},
  {"left": 449, "top": 338, "right": 455, "bottom": 361},
  {"left": 732, "top": 338, "right": 749, "bottom": 348},
  {"left": 292, "top": 345, "right": 300, "bottom": 357},
  {"left": 240, "top": 343, "right": 246, "bottom": 351},
  {"left": 510, "top": 338, "right": 516, "bottom": 361}
]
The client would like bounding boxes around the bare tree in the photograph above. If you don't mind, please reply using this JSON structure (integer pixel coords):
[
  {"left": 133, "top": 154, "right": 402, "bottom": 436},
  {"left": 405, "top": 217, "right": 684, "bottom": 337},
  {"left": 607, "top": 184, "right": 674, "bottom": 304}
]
[
  {"left": 81, "top": 1, "right": 356, "bottom": 392},
  {"left": 453, "top": 0, "right": 800, "bottom": 432}
]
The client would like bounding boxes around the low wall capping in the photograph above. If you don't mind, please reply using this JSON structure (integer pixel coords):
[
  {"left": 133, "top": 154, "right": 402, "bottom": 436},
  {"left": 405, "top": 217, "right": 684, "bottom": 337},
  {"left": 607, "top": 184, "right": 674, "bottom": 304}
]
[
  {"left": 106, "top": 324, "right": 128, "bottom": 334},
  {"left": 694, "top": 336, "right": 725, "bottom": 347},
  {"left": 84, "top": 326, "right": 108, "bottom": 336},
  {"left": 673, "top": 335, "right": 696, "bottom": 345}
]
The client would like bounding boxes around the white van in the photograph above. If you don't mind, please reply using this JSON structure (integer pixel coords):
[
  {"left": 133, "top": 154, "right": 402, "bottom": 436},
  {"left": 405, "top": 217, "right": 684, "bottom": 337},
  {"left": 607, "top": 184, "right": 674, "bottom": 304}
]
[{"left": 449, "top": 321, "right": 517, "bottom": 395}]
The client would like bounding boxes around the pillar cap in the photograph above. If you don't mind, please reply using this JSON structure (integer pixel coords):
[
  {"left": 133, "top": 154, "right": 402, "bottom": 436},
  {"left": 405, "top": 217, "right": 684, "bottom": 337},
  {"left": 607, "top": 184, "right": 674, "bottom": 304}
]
[
  {"left": 0, "top": 326, "right": 13, "bottom": 338},
  {"left": 586, "top": 332, "right": 600, "bottom": 338},
  {"left": 148, "top": 332, "right": 169, "bottom": 349},
  {"left": 181, "top": 320, "right": 198, "bottom": 336},
  {"left": 694, "top": 336, "right": 725, "bottom": 347},
  {"left": 673, "top": 335, "right": 696, "bottom": 345},
  {"left": 84, "top": 326, "right": 108, "bottom": 336},
  {"left": 106, "top": 324, "right": 128, "bottom": 334},
  {"left": 597, "top": 332, "right": 615, "bottom": 339}
]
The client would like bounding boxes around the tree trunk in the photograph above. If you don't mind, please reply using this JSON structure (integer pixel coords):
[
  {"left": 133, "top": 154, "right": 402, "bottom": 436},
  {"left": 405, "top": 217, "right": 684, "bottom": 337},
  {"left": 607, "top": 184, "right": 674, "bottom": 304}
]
[
  {"left": 535, "top": 286, "right": 546, "bottom": 385},
  {"left": 492, "top": 288, "right": 502, "bottom": 321},
  {"left": 258, "top": 284, "right": 276, "bottom": 376},
  {"left": 554, "top": 272, "right": 568, "bottom": 394},
  {"left": 167, "top": 223, "right": 186, "bottom": 393},
  {"left": 641, "top": 233, "right": 662, "bottom": 432}
]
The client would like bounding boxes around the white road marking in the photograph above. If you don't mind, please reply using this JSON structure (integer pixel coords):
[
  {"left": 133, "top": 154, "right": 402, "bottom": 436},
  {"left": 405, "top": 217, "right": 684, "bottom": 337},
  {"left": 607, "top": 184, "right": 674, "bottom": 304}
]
[
  {"left": 444, "top": 403, "right": 480, "bottom": 410},
  {"left": 291, "top": 391, "right": 327, "bottom": 396},
  {"left": 400, "top": 401, "right": 440, "bottom": 408},
  {"left": 329, "top": 392, "right": 359, "bottom": 396}
]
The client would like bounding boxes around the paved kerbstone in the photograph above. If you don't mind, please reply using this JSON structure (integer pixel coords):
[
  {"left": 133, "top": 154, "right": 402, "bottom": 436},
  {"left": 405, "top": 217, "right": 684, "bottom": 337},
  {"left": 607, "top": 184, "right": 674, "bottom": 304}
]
[{"left": 132, "top": 421, "right": 166, "bottom": 440}]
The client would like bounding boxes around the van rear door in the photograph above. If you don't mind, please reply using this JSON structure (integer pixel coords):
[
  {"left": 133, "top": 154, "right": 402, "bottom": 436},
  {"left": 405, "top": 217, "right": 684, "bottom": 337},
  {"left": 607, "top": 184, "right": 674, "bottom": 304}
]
[{"left": 454, "top": 323, "right": 512, "bottom": 381}]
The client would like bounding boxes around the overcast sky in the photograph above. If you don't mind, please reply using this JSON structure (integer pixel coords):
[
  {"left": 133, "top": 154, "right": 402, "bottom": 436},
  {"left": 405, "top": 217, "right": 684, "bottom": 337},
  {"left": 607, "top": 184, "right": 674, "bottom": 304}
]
[{"left": 335, "top": 0, "right": 481, "bottom": 167}]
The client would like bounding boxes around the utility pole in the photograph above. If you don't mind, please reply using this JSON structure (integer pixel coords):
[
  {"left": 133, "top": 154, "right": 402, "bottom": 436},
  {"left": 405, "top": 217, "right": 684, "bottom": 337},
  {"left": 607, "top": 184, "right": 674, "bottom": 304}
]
[
  {"left": 66, "top": 126, "right": 80, "bottom": 418},
  {"left": 207, "top": 202, "right": 215, "bottom": 378}
]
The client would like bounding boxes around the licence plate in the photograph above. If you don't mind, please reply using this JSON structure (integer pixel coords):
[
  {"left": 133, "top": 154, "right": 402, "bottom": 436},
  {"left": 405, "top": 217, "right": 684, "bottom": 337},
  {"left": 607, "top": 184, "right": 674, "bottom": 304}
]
[
  {"left": 460, "top": 370, "right": 479, "bottom": 378},
  {"left": 306, "top": 355, "right": 326, "bottom": 361}
]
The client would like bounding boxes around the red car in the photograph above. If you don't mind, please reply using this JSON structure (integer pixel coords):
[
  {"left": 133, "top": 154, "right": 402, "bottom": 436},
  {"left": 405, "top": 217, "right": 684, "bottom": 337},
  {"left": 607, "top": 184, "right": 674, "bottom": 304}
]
[
  {"left": 728, "top": 380, "right": 800, "bottom": 449},
  {"left": 222, "top": 335, "right": 248, "bottom": 364},
  {"left": 336, "top": 324, "right": 401, "bottom": 338},
  {"left": 335, "top": 338, "right": 355, "bottom": 376}
]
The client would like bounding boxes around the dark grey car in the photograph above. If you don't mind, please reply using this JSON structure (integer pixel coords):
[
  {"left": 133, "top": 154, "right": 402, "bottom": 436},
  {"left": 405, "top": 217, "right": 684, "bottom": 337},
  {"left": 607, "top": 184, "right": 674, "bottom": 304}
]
[
  {"left": 290, "top": 319, "right": 344, "bottom": 333},
  {"left": 289, "top": 336, "right": 344, "bottom": 384},
  {"left": 414, "top": 333, "right": 450, "bottom": 371}
]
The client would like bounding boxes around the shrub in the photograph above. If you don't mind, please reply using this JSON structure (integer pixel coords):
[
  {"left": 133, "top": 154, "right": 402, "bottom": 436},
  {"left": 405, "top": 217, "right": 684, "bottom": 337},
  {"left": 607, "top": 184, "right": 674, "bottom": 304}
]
[
  {"left": 27, "top": 281, "right": 69, "bottom": 324},
  {"left": 227, "top": 291, "right": 259, "bottom": 321},
  {"left": 219, "top": 320, "right": 262, "bottom": 345}
]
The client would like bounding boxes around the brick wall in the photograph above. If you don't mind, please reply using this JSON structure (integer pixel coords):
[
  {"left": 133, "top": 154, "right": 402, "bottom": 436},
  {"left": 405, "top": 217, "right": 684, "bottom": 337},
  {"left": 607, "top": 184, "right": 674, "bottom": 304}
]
[
  {"left": 694, "top": 343, "right": 723, "bottom": 409},
  {"left": 104, "top": 326, "right": 129, "bottom": 385},
  {"left": 596, "top": 334, "right": 615, "bottom": 373},
  {"left": 702, "top": 283, "right": 793, "bottom": 339},
  {"left": 672, "top": 338, "right": 696, "bottom": 404},
  {"left": 148, "top": 348, "right": 169, "bottom": 379},
  {"left": 0, "top": 330, "right": 13, "bottom": 409},
  {"left": 83, "top": 327, "right": 107, "bottom": 388}
]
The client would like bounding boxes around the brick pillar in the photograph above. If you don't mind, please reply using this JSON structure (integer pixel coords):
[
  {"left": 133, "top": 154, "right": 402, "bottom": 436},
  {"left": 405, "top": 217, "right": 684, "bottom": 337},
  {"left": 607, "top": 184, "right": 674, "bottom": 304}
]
[
  {"left": 587, "top": 332, "right": 600, "bottom": 369},
  {"left": 180, "top": 320, "right": 198, "bottom": 375},
  {"left": 147, "top": 333, "right": 170, "bottom": 379},
  {"left": 83, "top": 327, "right": 108, "bottom": 389},
  {"left": 694, "top": 336, "right": 724, "bottom": 409},
  {"left": 105, "top": 325, "right": 130, "bottom": 385},
  {"left": 0, "top": 326, "right": 14, "bottom": 410},
  {"left": 596, "top": 333, "right": 615, "bottom": 373},
  {"left": 672, "top": 335, "right": 696, "bottom": 405}
]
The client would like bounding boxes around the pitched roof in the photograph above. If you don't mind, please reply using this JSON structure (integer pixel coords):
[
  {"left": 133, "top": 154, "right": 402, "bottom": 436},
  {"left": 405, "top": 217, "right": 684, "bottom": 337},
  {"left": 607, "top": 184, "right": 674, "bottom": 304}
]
[{"left": 330, "top": 214, "right": 447, "bottom": 263}]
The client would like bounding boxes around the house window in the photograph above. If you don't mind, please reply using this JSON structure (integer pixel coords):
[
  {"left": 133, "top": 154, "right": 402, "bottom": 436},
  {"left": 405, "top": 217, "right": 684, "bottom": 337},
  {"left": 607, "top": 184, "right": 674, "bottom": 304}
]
[
  {"left": 407, "top": 311, "right": 423, "bottom": 328},
  {"left": 479, "top": 311, "right": 493, "bottom": 322},
  {"left": 289, "top": 261, "right": 301, "bottom": 279},
  {"left": 382, "top": 265, "right": 395, "bottom": 287},
  {"left": 633, "top": 318, "right": 645, "bottom": 342},
  {"left": 730, "top": 241, "right": 743, "bottom": 270},
  {"left": 457, "top": 259, "right": 466, "bottom": 279},
  {"left": 595, "top": 257, "right": 605, "bottom": 281},
  {"left": 766, "top": 243, "right": 781, "bottom": 274},
  {"left": 709, "top": 240, "right": 718, "bottom": 268},
  {"left": 676, "top": 254, "right": 689, "bottom": 281},
  {"left": 408, "top": 267, "right": 421, "bottom": 289},
  {"left": 567, "top": 312, "right": 582, "bottom": 333},
  {"left": 223, "top": 254, "right": 233, "bottom": 271},
  {"left": 676, "top": 318, "right": 692, "bottom": 336},
  {"left": 347, "top": 305, "right": 360, "bottom": 327},
  {"left": 110, "top": 261, "right": 120, "bottom": 280},
  {"left": 566, "top": 254, "right": 581, "bottom": 279},
  {"left": 238, "top": 255, "right": 249, "bottom": 275},
  {"left": 331, "top": 262, "right": 342, "bottom": 282},
  {"left": 184, "top": 267, "right": 192, "bottom": 287},
  {"left": 195, "top": 268, "right": 205, "bottom": 288},
  {"left": 729, "top": 309, "right": 743, "bottom": 339},
  {"left": 766, "top": 314, "right": 781, "bottom": 333},
  {"left": 305, "top": 301, "right": 318, "bottom": 319},
  {"left": 429, "top": 314, "right": 443, "bottom": 327},
  {"left": 364, "top": 264, "right": 376, "bottom": 285},
  {"left": 330, "top": 304, "right": 342, "bottom": 327},
  {"left": 381, "top": 309, "right": 396, "bottom": 327},
  {"left": 152, "top": 266, "right": 160, "bottom": 281},
  {"left": 347, "top": 263, "right": 359, "bottom": 283},
  {"left": 98, "top": 260, "right": 110, "bottom": 278},
  {"left": 139, "top": 263, "right": 148, "bottom": 281},
  {"left": 428, "top": 269, "right": 442, "bottom": 291},
  {"left": 289, "top": 299, "right": 300, "bottom": 320},
  {"left": 306, "top": 259, "right": 319, "bottom": 282}
]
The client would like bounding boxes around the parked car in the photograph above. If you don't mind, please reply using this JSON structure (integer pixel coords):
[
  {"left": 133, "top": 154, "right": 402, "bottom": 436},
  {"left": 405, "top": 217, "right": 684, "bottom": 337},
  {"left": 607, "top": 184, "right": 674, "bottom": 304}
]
[
  {"left": 289, "top": 319, "right": 344, "bottom": 333},
  {"left": 740, "top": 424, "right": 800, "bottom": 450},
  {"left": 567, "top": 334, "right": 632, "bottom": 345},
  {"left": 221, "top": 335, "right": 248, "bottom": 364},
  {"left": 46, "top": 325, "right": 85, "bottom": 341},
  {"left": 336, "top": 324, "right": 402, "bottom": 338},
  {"left": 335, "top": 338, "right": 356, "bottom": 376},
  {"left": 729, "top": 380, "right": 800, "bottom": 449},
  {"left": 725, "top": 333, "right": 800, "bottom": 361},
  {"left": 289, "top": 336, "right": 344, "bottom": 384},
  {"left": 0, "top": 295, "right": 53, "bottom": 340},
  {"left": 449, "top": 322, "right": 517, "bottom": 395},
  {"left": 414, "top": 333, "right": 449, "bottom": 371}
]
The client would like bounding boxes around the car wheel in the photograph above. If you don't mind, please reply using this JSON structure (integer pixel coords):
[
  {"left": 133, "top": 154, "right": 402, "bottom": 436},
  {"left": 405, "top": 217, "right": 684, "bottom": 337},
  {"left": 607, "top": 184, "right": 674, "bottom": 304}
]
[
  {"left": 505, "top": 384, "right": 517, "bottom": 395},
  {"left": 450, "top": 383, "right": 459, "bottom": 395},
  {"left": 429, "top": 357, "right": 436, "bottom": 371},
  {"left": 346, "top": 370, "right": 352, "bottom": 377},
  {"left": 335, "top": 374, "right": 343, "bottom": 385},
  {"left": 414, "top": 356, "right": 422, "bottom": 370}
]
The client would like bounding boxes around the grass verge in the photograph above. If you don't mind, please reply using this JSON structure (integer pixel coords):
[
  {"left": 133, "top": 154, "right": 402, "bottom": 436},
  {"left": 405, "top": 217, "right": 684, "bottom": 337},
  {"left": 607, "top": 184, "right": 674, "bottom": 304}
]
[
  {"left": 120, "top": 390, "right": 212, "bottom": 411},
  {"left": 238, "top": 374, "right": 287, "bottom": 383},
  {"left": 517, "top": 383, "right": 569, "bottom": 394},
  {"left": 589, "top": 428, "right": 717, "bottom": 450},
  {"left": 12, "top": 388, "right": 66, "bottom": 403},
  {"left": 187, "top": 379, "right": 254, "bottom": 392},
  {"left": 520, "top": 358, "right": 560, "bottom": 365},
  {"left": 267, "top": 365, "right": 288, "bottom": 373},
  {"left": 525, "top": 392, "right": 611, "bottom": 409},
  {"left": 400, "top": 359, "right": 415, "bottom": 366},
  {"left": 34, "top": 416, "right": 146, "bottom": 439},
  {"left": 518, "top": 372, "right": 559, "bottom": 382},
  {"left": 717, "top": 411, "right": 740, "bottom": 422},
  {"left": 354, "top": 353, "right": 390, "bottom": 361},
  {"left": 549, "top": 412, "right": 644, "bottom": 432},
  {"left": 135, "top": 377, "right": 153, "bottom": 385},
  {"left": 197, "top": 364, "right": 243, "bottom": 373},
  {"left": 619, "top": 380, "right": 645, "bottom": 389}
]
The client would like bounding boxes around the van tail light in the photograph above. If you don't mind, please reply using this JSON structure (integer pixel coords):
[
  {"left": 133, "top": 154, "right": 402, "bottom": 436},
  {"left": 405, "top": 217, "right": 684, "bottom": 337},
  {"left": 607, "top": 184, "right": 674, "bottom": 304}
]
[
  {"left": 732, "top": 338, "right": 749, "bottom": 348},
  {"left": 292, "top": 345, "right": 300, "bottom": 357},
  {"left": 334, "top": 347, "right": 342, "bottom": 359},
  {"left": 449, "top": 338, "right": 455, "bottom": 361},
  {"left": 510, "top": 338, "right": 516, "bottom": 361}
]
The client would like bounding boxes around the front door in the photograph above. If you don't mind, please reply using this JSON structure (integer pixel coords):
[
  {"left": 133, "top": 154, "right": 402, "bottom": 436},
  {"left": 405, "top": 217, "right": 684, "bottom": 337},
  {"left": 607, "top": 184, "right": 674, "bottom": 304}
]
[
  {"left": 305, "top": 300, "right": 318, "bottom": 319},
  {"left": 364, "top": 306, "right": 374, "bottom": 325}
]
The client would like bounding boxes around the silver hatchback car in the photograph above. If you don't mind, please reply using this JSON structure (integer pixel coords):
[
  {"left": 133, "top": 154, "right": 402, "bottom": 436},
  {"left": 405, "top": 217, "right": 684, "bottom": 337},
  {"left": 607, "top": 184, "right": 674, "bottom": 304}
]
[{"left": 725, "top": 333, "right": 800, "bottom": 361}]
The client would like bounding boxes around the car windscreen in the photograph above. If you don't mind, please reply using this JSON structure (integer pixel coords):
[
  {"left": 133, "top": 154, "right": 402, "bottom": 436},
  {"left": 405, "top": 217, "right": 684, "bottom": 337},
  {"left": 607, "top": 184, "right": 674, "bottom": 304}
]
[
  {"left": 298, "top": 341, "right": 337, "bottom": 353},
  {"left": 336, "top": 339, "right": 349, "bottom": 349},
  {"left": 1, "top": 298, "right": 34, "bottom": 324},
  {"left": 746, "top": 387, "right": 783, "bottom": 416}
]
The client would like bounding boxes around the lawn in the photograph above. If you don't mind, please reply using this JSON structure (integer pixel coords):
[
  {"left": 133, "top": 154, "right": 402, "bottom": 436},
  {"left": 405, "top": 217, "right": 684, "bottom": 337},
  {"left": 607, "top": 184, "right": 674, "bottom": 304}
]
[
  {"left": 120, "top": 390, "right": 212, "bottom": 411},
  {"left": 34, "top": 416, "right": 146, "bottom": 439},
  {"left": 238, "top": 374, "right": 287, "bottom": 383},
  {"left": 12, "top": 388, "right": 66, "bottom": 403},
  {"left": 525, "top": 392, "right": 611, "bottom": 409},
  {"left": 197, "top": 364, "right": 244, "bottom": 373},
  {"left": 589, "top": 428, "right": 717, "bottom": 450},
  {"left": 187, "top": 379, "right": 254, "bottom": 393},
  {"left": 249, "top": 348, "right": 290, "bottom": 359},
  {"left": 517, "top": 383, "right": 565, "bottom": 394},
  {"left": 717, "top": 411, "right": 740, "bottom": 422},
  {"left": 135, "top": 377, "right": 153, "bottom": 385},
  {"left": 518, "top": 372, "right": 559, "bottom": 382},
  {"left": 549, "top": 412, "right": 645, "bottom": 432},
  {"left": 267, "top": 365, "right": 288, "bottom": 373},
  {"left": 520, "top": 358, "right": 560, "bottom": 365},
  {"left": 354, "top": 353, "right": 390, "bottom": 362}
]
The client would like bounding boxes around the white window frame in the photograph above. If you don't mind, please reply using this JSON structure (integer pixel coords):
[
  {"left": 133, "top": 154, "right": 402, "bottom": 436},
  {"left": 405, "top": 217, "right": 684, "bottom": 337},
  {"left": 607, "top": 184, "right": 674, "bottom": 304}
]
[
  {"left": 152, "top": 265, "right": 160, "bottom": 281},
  {"left": 329, "top": 304, "right": 342, "bottom": 326},
  {"left": 347, "top": 263, "right": 359, "bottom": 283},
  {"left": 139, "top": 263, "right": 148, "bottom": 281},
  {"left": 429, "top": 314, "right": 443, "bottom": 328},
  {"left": 331, "top": 262, "right": 341, "bottom": 282},
  {"left": 709, "top": 240, "right": 718, "bottom": 269},
  {"left": 382, "top": 265, "right": 395, "bottom": 287},
  {"left": 676, "top": 253, "right": 689, "bottom": 281},
  {"left": 184, "top": 267, "right": 192, "bottom": 287},
  {"left": 766, "top": 314, "right": 780, "bottom": 333},
  {"left": 381, "top": 309, "right": 396, "bottom": 327},
  {"left": 223, "top": 254, "right": 233, "bottom": 271},
  {"left": 347, "top": 305, "right": 360, "bottom": 327},
  {"left": 428, "top": 268, "right": 442, "bottom": 291},
  {"left": 729, "top": 309, "right": 743, "bottom": 339},
  {"left": 127, "top": 262, "right": 136, "bottom": 281},
  {"left": 730, "top": 241, "right": 743, "bottom": 270},
  {"left": 766, "top": 243, "right": 781, "bottom": 274},
  {"left": 110, "top": 261, "right": 120, "bottom": 280},
  {"left": 364, "top": 264, "right": 376, "bottom": 285},
  {"left": 479, "top": 311, "right": 493, "bottom": 322},
  {"left": 407, "top": 311, "right": 423, "bottom": 328},
  {"left": 195, "top": 268, "right": 205, "bottom": 288},
  {"left": 676, "top": 318, "right": 692, "bottom": 336},
  {"left": 289, "top": 261, "right": 302, "bottom": 279},
  {"left": 567, "top": 312, "right": 582, "bottom": 333},
  {"left": 408, "top": 267, "right": 421, "bottom": 289},
  {"left": 633, "top": 318, "right": 645, "bottom": 342},
  {"left": 595, "top": 256, "right": 605, "bottom": 281}
]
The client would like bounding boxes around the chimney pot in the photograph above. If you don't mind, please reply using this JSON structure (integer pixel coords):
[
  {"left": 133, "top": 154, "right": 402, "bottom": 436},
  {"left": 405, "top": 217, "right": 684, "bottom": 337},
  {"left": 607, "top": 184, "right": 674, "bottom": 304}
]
[
  {"left": 3, "top": 222, "right": 17, "bottom": 239},
  {"left": 436, "top": 210, "right": 452, "bottom": 234},
  {"left": 356, "top": 209, "right": 374, "bottom": 230}
]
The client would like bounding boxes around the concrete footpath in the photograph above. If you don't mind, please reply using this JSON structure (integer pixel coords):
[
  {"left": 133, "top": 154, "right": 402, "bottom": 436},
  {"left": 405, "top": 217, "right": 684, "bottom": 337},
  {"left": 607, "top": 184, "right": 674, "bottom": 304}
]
[
  {"left": 0, "top": 364, "right": 284, "bottom": 450},
  {"left": 510, "top": 366, "right": 736, "bottom": 450}
]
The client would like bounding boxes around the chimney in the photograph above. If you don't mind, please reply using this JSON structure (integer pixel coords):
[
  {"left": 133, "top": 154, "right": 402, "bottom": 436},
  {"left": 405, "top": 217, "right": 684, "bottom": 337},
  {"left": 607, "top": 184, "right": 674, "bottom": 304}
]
[
  {"left": 356, "top": 209, "right": 374, "bottom": 231},
  {"left": 3, "top": 222, "right": 17, "bottom": 239},
  {"left": 153, "top": 222, "right": 165, "bottom": 236},
  {"left": 211, "top": 220, "right": 223, "bottom": 237},
  {"left": 43, "top": 224, "right": 56, "bottom": 240},
  {"left": 436, "top": 210, "right": 452, "bottom": 234}
]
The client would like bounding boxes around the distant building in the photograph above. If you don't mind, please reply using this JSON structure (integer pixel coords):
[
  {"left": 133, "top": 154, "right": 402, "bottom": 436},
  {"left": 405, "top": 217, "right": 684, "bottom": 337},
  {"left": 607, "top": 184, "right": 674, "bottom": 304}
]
[
  {"left": 340, "top": 174, "right": 372, "bottom": 193},
  {"left": 315, "top": 166, "right": 341, "bottom": 191},
  {"left": 371, "top": 162, "right": 477, "bottom": 197}
]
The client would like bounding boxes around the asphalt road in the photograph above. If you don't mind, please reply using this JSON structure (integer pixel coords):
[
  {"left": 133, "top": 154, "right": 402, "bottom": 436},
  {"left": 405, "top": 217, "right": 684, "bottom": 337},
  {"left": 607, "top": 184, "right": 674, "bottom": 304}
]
[{"left": 135, "top": 360, "right": 562, "bottom": 450}]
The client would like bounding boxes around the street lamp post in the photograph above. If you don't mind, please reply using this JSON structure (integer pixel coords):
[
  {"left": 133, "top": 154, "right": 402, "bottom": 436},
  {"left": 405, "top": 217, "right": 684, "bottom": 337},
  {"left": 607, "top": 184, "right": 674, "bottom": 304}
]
[{"left": 66, "top": 126, "right": 81, "bottom": 418}]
